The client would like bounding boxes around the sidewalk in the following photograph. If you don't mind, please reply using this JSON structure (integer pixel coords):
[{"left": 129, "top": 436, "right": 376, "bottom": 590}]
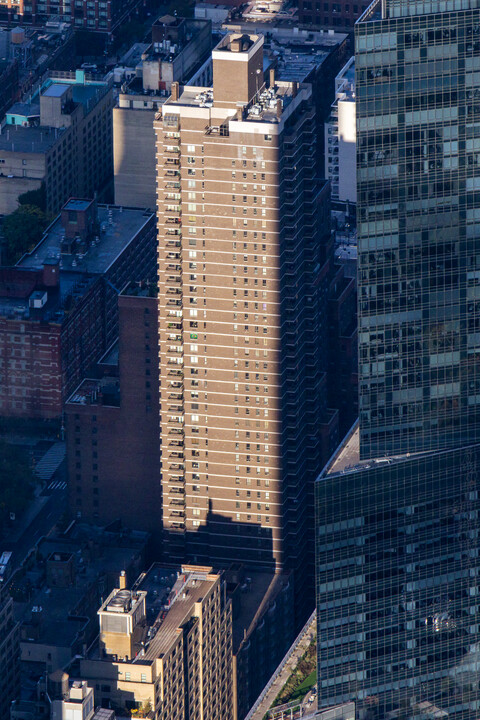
[{"left": 8, "top": 483, "right": 49, "bottom": 545}]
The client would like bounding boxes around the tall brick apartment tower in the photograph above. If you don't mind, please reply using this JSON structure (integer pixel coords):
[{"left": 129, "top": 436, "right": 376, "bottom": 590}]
[{"left": 155, "top": 33, "right": 330, "bottom": 611}]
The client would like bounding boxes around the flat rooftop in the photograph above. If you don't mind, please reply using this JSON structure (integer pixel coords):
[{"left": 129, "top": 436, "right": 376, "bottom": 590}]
[
  {"left": 139, "top": 564, "right": 218, "bottom": 662},
  {"left": 166, "top": 81, "right": 296, "bottom": 122},
  {"left": 276, "top": 53, "right": 328, "bottom": 82},
  {"left": 70, "top": 82, "right": 108, "bottom": 111},
  {"left": 7, "top": 101, "right": 40, "bottom": 118},
  {"left": 90, "top": 564, "right": 219, "bottom": 664},
  {"left": 0, "top": 124, "right": 66, "bottom": 153},
  {"left": 16, "top": 587, "right": 88, "bottom": 648},
  {"left": 340, "top": 59, "right": 355, "bottom": 87},
  {"left": 215, "top": 32, "right": 258, "bottom": 52},
  {"left": 66, "top": 378, "right": 120, "bottom": 408},
  {"left": 16, "top": 532, "right": 145, "bottom": 649},
  {"left": 63, "top": 198, "right": 93, "bottom": 211},
  {"left": 356, "top": 0, "right": 382, "bottom": 23},
  {"left": 120, "top": 280, "right": 157, "bottom": 298},
  {"left": 335, "top": 61, "right": 355, "bottom": 102},
  {"left": 119, "top": 42, "right": 150, "bottom": 67},
  {"left": 231, "top": 571, "right": 290, "bottom": 652},
  {"left": 98, "top": 341, "right": 119, "bottom": 369},
  {"left": 324, "top": 424, "right": 361, "bottom": 476},
  {"left": 226, "top": 21, "right": 347, "bottom": 48},
  {"left": 43, "top": 83, "right": 70, "bottom": 97},
  {"left": 267, "top": 34, "right": 348, "bottom": 84},
  {"left": 321, "top": 423, "right": 441, "bottom": 480},
  {"left": 18, "top": 205, "right": 153, "bottom": 276}
]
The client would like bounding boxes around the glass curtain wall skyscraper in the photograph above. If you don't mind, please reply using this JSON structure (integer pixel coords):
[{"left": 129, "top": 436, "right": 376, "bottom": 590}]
[
  {"left": 357, "top": 0, "right": 480, "bottom": 459},
  {"left": 316, "top": 435, "right": 480, "bottom": 720},
  {"left": 315, "top": 1, "right": 480, "bottom": 720}
]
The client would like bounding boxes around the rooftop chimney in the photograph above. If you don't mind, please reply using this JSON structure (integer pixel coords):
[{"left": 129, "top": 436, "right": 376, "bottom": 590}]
[
  {"left": 171, "top": 81, "right": 179, "bottom": 101},
  {"left": 119, "top": 570, "right": 127, "bottom": 589},
  {"left": 42, "top": 259, "right": 60, "bottom": 288}
]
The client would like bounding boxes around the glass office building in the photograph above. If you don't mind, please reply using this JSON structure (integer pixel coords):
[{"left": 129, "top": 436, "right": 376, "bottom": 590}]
[
  {"left": 316, "top": 2, "right": 480, "bottom": 719},
  {"left": 316, "top": 430, "right": 480, "bottom": 720},
  {"left": 356, "top": 0, "right": 480, "bottom": 458}
]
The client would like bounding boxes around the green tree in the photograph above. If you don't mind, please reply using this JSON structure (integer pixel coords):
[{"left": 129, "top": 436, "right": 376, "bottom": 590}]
[
  {"left": 18, "top": 183, "right": 47, "bottom": 212},
  {"left": 2, "top": 204, "right": 50, "bottom": 264}
]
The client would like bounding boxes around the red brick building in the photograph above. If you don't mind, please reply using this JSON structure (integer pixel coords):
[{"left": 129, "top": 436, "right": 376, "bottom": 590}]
[
  {"left": 0, "top": 0, "right": 144, "bottom": 33},
  {"left": 0, "top": 199, "right": 156, "bottom": 419},
  {"left": 298, "top": 0, "right": 369, "bottom": 31},
  {"left": 65, "top": 284, "right": 161, "bottom": 537}
]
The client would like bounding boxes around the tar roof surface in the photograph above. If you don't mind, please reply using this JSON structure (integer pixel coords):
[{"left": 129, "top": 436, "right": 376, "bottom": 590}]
[
  {"left": 139, "top": 569, "right": 216, "bottom": 661},
  {"left": 43, "top": 83, "right": 70, "bottom": 97},
  {"left": 321, "top": 423, "right": 444, "bottom": 480},
  {"left": 0, "top": 124, "right": 65, "bottom": 153},
  {"left": 18, "top": 206, "right": 153, "bottom": 275}
]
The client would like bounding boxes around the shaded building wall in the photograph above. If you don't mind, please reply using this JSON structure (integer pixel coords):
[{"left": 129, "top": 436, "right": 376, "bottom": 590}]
[
  {"left": 0, "top": 59, "right": 18, "bottom": 121},
  {"left": 0, "top": 315, "right": 62, "bottom": 418},
  {"left": 233, "top": 573, "right": 295, "bottom": 720},
  {"left": 328, "top": 266, "right": 358, "bottom": 434},
  {"left": 0, "top": 594, "right": 20, "bottom": 716},
  {"left": 61, "top": 211, "right": 156, "bottom": 407},
  {"left": 66, "top": 292, "right": 161, "bottom": 539},
  {"left": 0, "top": 0, "right": 142, "bottom": 32},
  {"left": 316, "top": 439, "right": 480, "bottom": 720},
  {"left": 298, "top": 0, "right": 369, "bottom": 31},
  {"left": 113, "top": 107, "right": 157, "bottom": 209}
]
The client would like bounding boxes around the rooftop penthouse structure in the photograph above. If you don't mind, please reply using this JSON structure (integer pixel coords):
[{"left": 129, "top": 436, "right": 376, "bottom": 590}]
[
  {"left": 0, "top": 70, "right": 113, "bottom": 214},
  {"left": 81, "top": 564, "right": 233, "bottom": 719}
]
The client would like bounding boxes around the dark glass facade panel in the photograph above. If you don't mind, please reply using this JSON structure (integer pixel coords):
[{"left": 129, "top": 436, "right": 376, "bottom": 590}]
[
  {"left": 356, "top": 0, "right": 480, "bottom": 458},
  {"left": 316, "top": 440, "right": 480, "bottom": 720}
]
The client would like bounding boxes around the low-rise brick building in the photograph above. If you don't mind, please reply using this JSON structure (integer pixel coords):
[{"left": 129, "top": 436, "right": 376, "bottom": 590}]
[
  {"left": 0, "top": 199, "right": 156, "bottom": 419},
  {"left": 65, "top": 282, "right": 161, "bottom": 532}
]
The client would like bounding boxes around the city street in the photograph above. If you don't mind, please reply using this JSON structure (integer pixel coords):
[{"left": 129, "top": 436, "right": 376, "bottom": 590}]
[{"left": 4, "top": 471, "right": 67, "bottom": 576}]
